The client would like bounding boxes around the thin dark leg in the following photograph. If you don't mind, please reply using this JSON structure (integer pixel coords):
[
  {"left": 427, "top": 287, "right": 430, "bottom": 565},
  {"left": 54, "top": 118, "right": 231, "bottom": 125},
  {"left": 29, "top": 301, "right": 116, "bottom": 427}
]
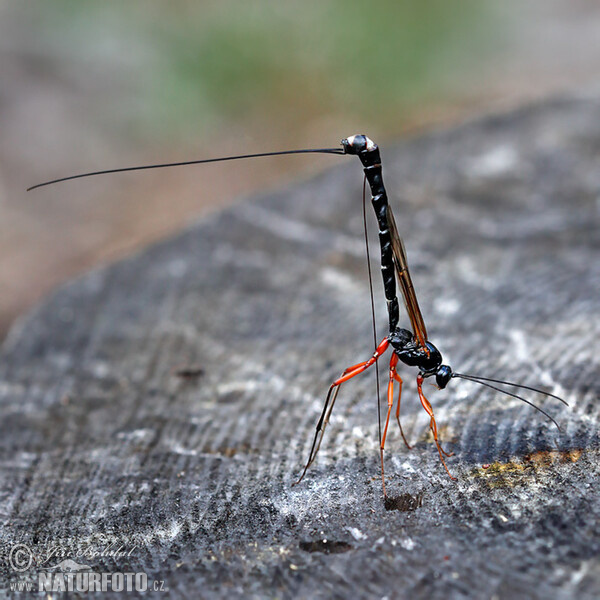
[{"left": 294, "top": 338, "right": 390, "bottom": 485}]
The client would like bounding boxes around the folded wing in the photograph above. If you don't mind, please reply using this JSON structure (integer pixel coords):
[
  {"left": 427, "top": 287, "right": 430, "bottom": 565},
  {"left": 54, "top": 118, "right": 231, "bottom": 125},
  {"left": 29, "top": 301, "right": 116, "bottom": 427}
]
[{"left": 386, "top": 206, "right": 428, "bottom": 349}]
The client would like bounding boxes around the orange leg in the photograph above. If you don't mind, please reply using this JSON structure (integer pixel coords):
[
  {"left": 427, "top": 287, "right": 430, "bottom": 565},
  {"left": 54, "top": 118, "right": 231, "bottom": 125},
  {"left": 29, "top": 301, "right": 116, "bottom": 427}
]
[
  {"left": 416, "top": 374, "right": 456, "bottom": 480},
  {"left": 294, "top": 337, "right": 390, "bottom": 485},
  {"left": 393, "top": 370, "right": 412, "bottom": 450},
  {"left": 380, "top": 354, "right": 398, "bottom": 452},
  {"left": 332, "top": 337, "right": 389, "bottom": 387},
  {"left": 379, "top": 353, "right": 400, "bottom": 497}
]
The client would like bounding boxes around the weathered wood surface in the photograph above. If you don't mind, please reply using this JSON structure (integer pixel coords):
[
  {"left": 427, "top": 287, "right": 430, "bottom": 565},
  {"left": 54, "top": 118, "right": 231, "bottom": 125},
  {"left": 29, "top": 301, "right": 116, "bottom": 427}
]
[{"left": 1, "top": 94, "right": 599, "bottom": 599}]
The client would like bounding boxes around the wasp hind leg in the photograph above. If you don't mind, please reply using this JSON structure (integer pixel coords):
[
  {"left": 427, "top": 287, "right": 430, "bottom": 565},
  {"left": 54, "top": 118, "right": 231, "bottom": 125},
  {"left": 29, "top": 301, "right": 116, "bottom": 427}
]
[{"left": 294, "top": 337, "right": 390, "bottom": 486}]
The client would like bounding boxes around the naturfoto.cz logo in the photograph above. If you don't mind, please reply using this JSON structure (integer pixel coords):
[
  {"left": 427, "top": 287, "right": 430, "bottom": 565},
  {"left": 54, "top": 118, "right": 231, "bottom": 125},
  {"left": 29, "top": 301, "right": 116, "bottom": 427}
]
[{"left": 8, "top": 543, "right": 167, "bottom": 593}]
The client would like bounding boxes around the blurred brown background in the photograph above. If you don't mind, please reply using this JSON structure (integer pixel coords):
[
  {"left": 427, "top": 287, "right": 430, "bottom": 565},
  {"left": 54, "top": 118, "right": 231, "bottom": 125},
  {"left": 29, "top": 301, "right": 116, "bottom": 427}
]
[{"left": 1, "top": 0, "right": 600, "bottom": 340}]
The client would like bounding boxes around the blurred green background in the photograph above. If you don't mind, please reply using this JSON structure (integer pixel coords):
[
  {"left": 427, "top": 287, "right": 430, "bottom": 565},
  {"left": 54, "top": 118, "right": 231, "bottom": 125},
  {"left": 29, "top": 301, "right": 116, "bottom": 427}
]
[
  {"left": 29, "top": 1, "right": 500, "bottom": 144},
  {"left": 2, "top": 0, "right": 600, "bottom": 337}
]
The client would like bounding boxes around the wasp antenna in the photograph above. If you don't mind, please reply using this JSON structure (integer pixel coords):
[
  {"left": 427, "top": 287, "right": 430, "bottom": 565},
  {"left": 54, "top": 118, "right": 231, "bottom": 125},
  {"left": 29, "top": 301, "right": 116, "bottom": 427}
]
[
  {"left": 27, "top": 147, "right": 346, "bottom": 191},
  {"left": 453, "top": 373, "right": 562, "bottom": 432},
  {"left": 453, "top": 372, "right": 568, "bottom": 406}
]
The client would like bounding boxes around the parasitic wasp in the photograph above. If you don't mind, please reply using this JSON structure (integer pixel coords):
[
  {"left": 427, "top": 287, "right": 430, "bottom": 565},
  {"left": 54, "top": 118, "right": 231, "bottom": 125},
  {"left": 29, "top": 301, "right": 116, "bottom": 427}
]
[{"left": 29, "top": 134, "right": 568, "bottom": 495}]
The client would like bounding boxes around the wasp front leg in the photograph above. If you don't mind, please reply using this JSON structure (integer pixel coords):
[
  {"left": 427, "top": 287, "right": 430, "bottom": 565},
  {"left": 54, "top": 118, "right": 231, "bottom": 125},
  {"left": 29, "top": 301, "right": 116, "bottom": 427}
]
[{"left": 416, "top": 374, "right": 456, "bottom": 480}]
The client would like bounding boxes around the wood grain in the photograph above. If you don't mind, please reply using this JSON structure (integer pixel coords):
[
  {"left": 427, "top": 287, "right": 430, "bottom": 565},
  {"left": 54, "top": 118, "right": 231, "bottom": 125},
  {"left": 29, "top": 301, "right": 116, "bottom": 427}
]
[{"left": 1, "top": 94, "right": 599, "bottom": 599}]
